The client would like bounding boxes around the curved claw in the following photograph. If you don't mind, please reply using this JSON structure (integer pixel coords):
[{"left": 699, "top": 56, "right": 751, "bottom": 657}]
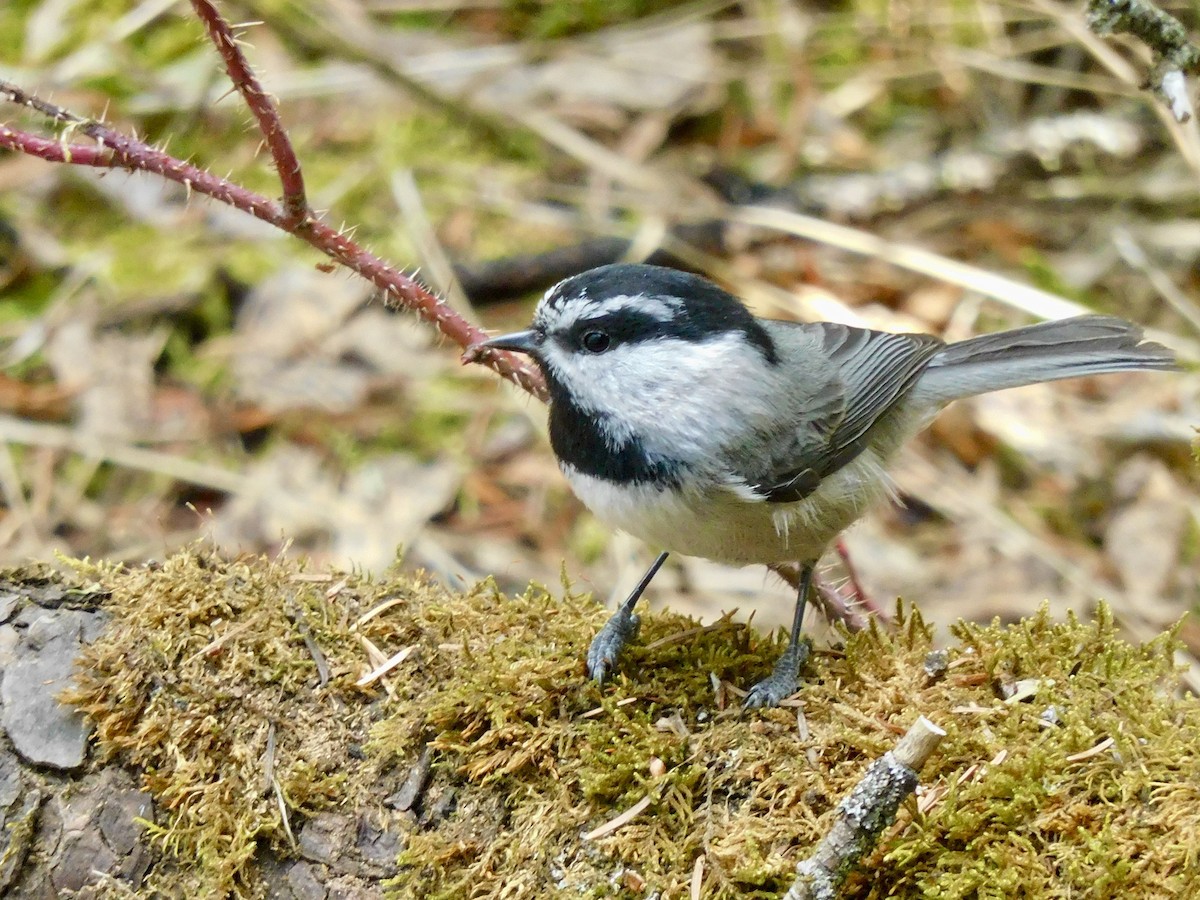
[
  {"left": 586, "top": 608, "right": 641, "bottom": 683},
  {"left": 742, "top": 637, "right": 812, "bottom": 710},
  {"left": 587, "top": 651, "right": 613, "bottom": 684},
  {"left": 742, "top": 671, "right": 799, "bottom": 709}
]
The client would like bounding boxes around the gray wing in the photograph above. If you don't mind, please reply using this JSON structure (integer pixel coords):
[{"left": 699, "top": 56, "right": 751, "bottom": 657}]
[{"left": 745, "top": 322, "right": 945, "bottom": 503}]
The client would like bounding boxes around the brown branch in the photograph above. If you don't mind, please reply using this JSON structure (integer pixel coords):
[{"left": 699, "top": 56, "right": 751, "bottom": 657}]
[
  {"left": 189, "top": 0, "right": 308, "bottom": 224},
  {"left": 785, "top": 716, "right": 946, "bottom": 900},
  {"left": 0, "top": 79, "right": 545, "bottom": 401}
]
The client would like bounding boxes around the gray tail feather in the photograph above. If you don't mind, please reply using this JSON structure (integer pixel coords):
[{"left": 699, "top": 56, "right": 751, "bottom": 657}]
[{"left": 915, "top": 315, "right": 1177, "bottom": 405}]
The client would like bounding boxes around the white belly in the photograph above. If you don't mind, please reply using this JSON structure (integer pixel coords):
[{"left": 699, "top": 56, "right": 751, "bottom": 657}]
[{"left": 562, "top": 451, "right": 893, "bottom": 565}]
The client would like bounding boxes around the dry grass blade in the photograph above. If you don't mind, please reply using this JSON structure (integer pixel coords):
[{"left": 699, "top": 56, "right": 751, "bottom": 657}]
[
  {"left": 184, "top": 618, "right": 261, "bottom": 664},
  {"left": 391, "top": 168, "right": 475, "bottom": 318},
  {"left": 730, "top": 205, "right": 1200, "bottom": 360},
  {"left": 1064, "top": 736, "right": 1116, "bottom": 762},
  {"left": 641, "top": 609, "right": 742, "bottom": 652},
  {"left": 581, "top": 794, "right": 654, "bottom": 841},
  {"left": 0, "top": 415, "right": 245, "bottom": 493},
  {"left": 948, "top": 45, "right": 1139, "bottom": 96},
  {"left": 1111, "top": 226, "right": 1200, "bottom": 333},
  {"left": 356, "top": 643, "right": 417, "bottom": 687}
]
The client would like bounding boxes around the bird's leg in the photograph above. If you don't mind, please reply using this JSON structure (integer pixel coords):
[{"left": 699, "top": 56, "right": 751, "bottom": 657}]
[
  {"left": 743, "top": 562, "right": 814, "bottom": 709},
  {"left": 587, "top": 551, "right": 669, "bottom": 683}
]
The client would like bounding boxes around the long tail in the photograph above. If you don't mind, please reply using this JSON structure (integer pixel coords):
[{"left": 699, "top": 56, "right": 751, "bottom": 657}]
[{"left": 913, "top": 315, "right": 1177, "bottom": 406}]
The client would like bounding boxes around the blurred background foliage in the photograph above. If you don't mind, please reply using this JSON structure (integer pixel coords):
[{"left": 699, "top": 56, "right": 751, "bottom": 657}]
[{"left": 0, "top": 0, "right": 1196, "bottom": 662}]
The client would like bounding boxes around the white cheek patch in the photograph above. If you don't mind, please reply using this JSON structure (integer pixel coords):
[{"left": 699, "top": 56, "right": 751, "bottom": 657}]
[
  {"left": 573, "top": 338, "right": 730, "bottom": 418},
  {"left": 548, "top": 331, "right": 779, "bottom": 454},
  {"left": 540, "top": 346, "right": 640, "bottom": 450}
]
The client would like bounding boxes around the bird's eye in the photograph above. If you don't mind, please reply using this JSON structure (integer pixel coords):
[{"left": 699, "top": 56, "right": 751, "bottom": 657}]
[{"left": 581, "top": 330, "right": 611, "bottom": 353}]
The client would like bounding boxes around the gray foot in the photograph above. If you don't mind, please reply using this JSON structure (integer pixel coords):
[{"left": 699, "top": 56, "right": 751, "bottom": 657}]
[
  {"left": 586, "top": 606, "right": 641, "bottom": 683},
  {"left": 743, "top": 638, "right": 812, "bottom": 709}
]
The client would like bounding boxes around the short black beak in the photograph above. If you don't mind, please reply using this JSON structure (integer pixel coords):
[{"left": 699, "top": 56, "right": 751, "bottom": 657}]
[{"left": 479, "top": 329, "right": 542, "bottom": 355}]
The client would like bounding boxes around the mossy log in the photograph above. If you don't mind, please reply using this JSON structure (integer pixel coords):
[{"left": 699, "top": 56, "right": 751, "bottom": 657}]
[{"left": 0, "top": 550, "right": 1196, "bottom": 898}]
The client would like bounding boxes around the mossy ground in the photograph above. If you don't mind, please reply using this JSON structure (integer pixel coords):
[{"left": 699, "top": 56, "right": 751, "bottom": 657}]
[{"left": 61, "top": 549, "right": 1200, "bottom": 898}]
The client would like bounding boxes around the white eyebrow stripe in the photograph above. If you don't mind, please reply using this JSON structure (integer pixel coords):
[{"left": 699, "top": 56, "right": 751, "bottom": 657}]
[
  {"left": 540, "top": 293, "right": 684, "bottom": 330},
  {"left": 615, "top": 295, "right": 682, "bottom": 321}
]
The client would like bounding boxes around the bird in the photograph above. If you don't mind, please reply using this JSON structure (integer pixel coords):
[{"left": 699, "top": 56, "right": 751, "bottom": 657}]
[{"left": 472, "top": 263, "right": 1178, "bottom": 708}]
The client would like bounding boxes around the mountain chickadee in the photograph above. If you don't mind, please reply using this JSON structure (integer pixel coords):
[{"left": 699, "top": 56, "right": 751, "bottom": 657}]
[{"left": 474, "top": 263, "right": 1177, "bottom": 708}]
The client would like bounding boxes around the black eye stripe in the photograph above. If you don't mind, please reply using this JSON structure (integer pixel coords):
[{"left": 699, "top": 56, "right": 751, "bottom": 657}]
[
  {"left": 542, "top": 264, "right": 779, "bottom": 364},
  {"left": 560, "top": 307, "right": 777, "bottom": 363},
  {"left": 567, "top": 311, "right": 664, "bottom": 347}
]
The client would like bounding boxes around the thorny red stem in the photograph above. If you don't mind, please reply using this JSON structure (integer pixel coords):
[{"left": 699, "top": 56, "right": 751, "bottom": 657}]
[
  {"left": 771, "top": 562, "right": 867, "bottom": 632},
  {"left": 189, "top": 0, "right": 308, "bottom": 226},
  {"left": 834, "top": 538, "right": 888, "bottom": 622},
  {"left": 0, "top": 83, "right": 546, "bottom": 400}
]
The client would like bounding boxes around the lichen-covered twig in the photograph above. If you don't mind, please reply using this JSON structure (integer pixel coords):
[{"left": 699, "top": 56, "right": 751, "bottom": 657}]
[
  {"left": 784, "top": 716, "right": 946, "bottom": 900},
  {"left": 1087, "top": 0, "right": 1200, "bottom": 121}
]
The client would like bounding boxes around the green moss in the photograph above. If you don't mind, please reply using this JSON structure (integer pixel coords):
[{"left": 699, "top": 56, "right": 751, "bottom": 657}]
[
  {"left": 867, "top": 606, "right": 1200, "bottom": 899},
  {"left": 63, "top": 551, "right": 1200, "bottom": 898},
  {"left": 370, "top": 584, "right": 1200, "bottom": 898},
  {"left": 67, "top": 551, "right": 397, "bottom": 894}
]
